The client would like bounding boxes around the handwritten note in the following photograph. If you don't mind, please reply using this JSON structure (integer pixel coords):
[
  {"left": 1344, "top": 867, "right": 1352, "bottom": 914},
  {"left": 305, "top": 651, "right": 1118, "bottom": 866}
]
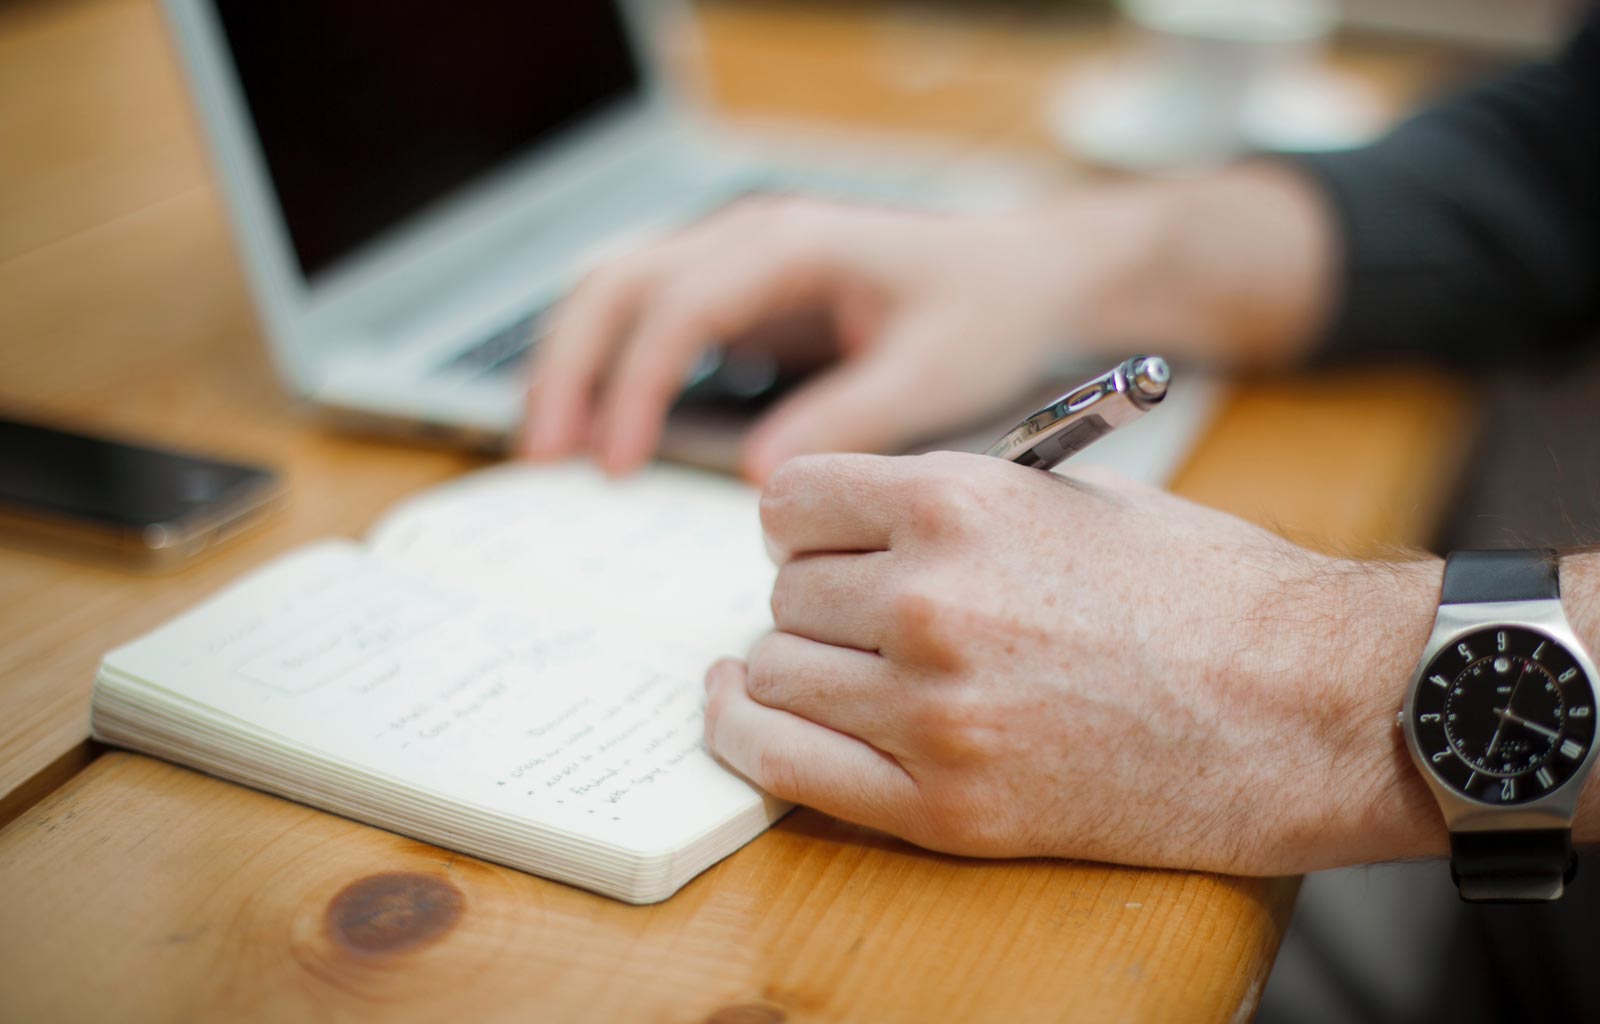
[
  {"left": 104, "top": 533, "right": 773, "bottom": 853},
  {"left": 366, "top": 462, "right": 775, "bottom": 652}
]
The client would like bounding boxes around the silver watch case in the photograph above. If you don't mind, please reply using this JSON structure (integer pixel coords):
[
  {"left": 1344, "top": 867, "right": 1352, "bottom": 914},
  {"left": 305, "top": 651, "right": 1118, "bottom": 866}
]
[{"left": 1400, "top": 598, "right": 1600, "bottom": 834}]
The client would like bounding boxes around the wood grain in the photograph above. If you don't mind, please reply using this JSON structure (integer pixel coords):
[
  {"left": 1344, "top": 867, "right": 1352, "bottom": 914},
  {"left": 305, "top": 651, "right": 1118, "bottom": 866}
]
[
  {"left": 0, "top": 0, "right": 206, "bottom": 262},
  {"left": 0, "top": 0, "right": 1473, "bottom": 1020},
  {"left": 0, "top": 753, "right": 1297, "bottom": 1023}
]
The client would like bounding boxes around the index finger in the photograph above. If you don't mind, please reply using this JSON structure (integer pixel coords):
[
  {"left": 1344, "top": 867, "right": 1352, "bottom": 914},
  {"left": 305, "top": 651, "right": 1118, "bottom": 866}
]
[
  {"left": 521, "top": 252, "right": 667, "bottom": 458},
  {"left": 759, "top": 453, "right": 908, "bottom": 560}
]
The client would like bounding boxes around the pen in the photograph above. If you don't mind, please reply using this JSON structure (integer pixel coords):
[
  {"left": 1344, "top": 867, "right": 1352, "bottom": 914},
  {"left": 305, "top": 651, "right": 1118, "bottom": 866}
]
[{"left": 984, "top": 355, "right": 1169, "bottom": 471}]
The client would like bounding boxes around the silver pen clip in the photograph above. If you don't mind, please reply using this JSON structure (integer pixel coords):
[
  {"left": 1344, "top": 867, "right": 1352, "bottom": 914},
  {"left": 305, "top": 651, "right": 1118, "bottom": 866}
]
[{"left": 984, "top": 355, "right": 1170, "bottom": 471}]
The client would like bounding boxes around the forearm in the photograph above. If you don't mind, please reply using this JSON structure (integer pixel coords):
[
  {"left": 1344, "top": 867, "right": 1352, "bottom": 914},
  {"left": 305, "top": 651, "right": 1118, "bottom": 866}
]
[{"left": 1043, "top": 163, "right": 1338, "bottom": 369}]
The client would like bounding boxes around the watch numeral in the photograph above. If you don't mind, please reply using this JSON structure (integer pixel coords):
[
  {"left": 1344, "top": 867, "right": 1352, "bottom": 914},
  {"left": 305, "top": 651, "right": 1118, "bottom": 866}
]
[
  {"left": 1458, "top": 643, "right": 1475, "bottom": 660},
  {"left": 1498, "top": 631, "right": 1508, "bottom": 652},
  {"left": 1534, "top": 642, "right": 1548, "bottom": 660},
  {"left": 1560, "top": 668, "right": 1578, "bottom": 683},
  {"left": 1572, "top": 706, "right": 1591, "bottom": 718},
  {"left": 1430, "top": 674, "right": 1450, "bottom": 689},
  {"left": 1537, "top": 767, "right": 1555, "bottom": 789},
  {"left": 1501, "top": 778, "right": 1516, "bottom": 801},
  {"left": 1431, "top": 749, "right": 1452, "bottom": 764},
  {"left": 1561, "top": 739, "right": 1585, "bottom": 761},
  {"left": 1420, "top": 713, "right": 1441, "bottom": 724}
]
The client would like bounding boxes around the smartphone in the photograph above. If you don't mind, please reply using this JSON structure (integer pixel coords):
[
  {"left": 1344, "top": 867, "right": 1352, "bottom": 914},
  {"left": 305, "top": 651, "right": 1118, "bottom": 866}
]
[{"left": 0, "top": 416, "right": 282, "bottom": 568}]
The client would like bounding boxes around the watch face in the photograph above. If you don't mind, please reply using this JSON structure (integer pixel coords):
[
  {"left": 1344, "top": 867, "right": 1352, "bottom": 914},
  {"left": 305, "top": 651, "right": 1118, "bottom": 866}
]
[{"left": 1413, "top": 626, "right": 1596, "bottom": 805}]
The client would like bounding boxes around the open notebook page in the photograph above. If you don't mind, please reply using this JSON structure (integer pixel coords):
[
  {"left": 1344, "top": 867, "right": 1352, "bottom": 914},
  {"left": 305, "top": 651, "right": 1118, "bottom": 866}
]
[
  {"left": 100, "top": 541, "right": 781, "bottom": 860},
  {"left": 366, "top": 461, "right": 775, "bottom": 654}
]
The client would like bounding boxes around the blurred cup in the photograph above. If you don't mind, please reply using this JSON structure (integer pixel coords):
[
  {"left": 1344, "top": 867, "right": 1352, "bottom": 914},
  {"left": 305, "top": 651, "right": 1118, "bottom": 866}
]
[{"left": 1055, "top": 0, "right": 1337, "bottom": 170}]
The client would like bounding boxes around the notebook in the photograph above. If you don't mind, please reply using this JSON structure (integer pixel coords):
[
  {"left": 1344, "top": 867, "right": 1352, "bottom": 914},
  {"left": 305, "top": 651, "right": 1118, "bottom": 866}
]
[{"left": 91, "top": 463, "right": 788, "bottom": 904}]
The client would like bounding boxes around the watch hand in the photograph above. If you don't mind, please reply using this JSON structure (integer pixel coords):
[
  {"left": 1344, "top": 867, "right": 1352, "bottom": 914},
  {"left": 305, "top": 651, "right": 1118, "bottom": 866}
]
[
  {"left": 1521, "top": 719, "right": 1560, "bottom": 741},
  {"left": 1486, "top": 663, "right": 1533, "bottom": 760},
  {"left": 1495, "top": 707, "right": 1560, "bottom": 740},
  {"left": 1484, "top": 715, "right": 1510, "bottom": 761}
]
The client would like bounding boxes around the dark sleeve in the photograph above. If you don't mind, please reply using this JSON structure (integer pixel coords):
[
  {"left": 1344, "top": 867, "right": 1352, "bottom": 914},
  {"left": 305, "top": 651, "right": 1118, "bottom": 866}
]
[{"left": 1295, "top": 6, "right": 1600, "bottom": 364}]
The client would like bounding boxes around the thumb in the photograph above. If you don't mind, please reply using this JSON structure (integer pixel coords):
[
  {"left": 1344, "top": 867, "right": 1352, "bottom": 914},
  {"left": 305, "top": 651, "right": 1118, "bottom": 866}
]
[{"left": 740, "top": 322, "right": 948, "bottom": 482}]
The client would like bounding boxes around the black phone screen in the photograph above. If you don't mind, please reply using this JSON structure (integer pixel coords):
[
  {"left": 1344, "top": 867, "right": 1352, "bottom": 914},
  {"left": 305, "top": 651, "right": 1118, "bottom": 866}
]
[{"left": 0, "top": 418, "right": 277, "bottom": 529}]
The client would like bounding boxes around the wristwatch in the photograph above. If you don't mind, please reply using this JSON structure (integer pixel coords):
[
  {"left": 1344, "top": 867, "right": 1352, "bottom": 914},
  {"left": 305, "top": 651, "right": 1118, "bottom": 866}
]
[{"left": 1401, "top": 549, "right": 1599, "bottom": 902}]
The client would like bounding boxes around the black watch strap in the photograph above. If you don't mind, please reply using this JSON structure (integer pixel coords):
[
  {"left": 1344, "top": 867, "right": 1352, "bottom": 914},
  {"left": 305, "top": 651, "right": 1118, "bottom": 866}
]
[
  {"left": 1440, "top": 548, "right": 1573, "bottom": 903},
  {"left": 1450, "top": 830, "right": 1576, "bottom": 903},
  {"left": 1441, "top": 549, "right": 1559, "bottom": 605}
]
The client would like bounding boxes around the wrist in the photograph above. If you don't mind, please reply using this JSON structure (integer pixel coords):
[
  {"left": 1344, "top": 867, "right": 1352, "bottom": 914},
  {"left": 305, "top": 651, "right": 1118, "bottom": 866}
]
[
  {"left": 1268, "top": 553, "right": 1449, "bottom": 871},
  {"left": 1039, "top": 165, "right": 1335, "bottom": 368}
]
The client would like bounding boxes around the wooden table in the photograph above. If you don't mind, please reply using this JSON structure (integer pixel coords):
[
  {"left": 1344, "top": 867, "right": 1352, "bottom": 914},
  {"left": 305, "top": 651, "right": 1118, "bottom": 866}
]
[{"left": 0, "top": 1, "right": 1472, "bottom": 1020}]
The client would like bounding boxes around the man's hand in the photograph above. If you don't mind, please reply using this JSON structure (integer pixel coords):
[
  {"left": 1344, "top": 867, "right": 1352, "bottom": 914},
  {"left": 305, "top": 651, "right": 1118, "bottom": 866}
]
[
  {"left": 704, "top": 451, "right": 1447, "bottom": 876},
  {"left": 522, "top": 170, "right": 1334, "bottom": 481},
  {"left": 521, "top": 196, "right": 1141, "bottom": 481}
]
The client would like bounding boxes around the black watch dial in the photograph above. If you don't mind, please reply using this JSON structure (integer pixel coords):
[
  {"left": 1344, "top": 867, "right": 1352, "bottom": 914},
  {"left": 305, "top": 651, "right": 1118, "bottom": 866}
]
[{"left": 1413, "top": 626, "right": 1596, "bottom": 804}]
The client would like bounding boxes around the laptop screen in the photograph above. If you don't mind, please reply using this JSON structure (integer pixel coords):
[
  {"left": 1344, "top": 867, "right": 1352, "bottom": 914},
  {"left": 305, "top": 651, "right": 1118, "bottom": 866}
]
[{"left": 212, "top": 1, "right": 644, "bottom": 282}]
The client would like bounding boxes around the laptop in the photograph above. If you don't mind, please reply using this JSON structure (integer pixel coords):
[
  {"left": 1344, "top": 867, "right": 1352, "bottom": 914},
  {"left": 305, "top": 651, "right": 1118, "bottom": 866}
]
[
  {"left": 162, "top": 0, "right": 1025, "bottom": 457},
  {"left": 166, "top": 0, "right": 1219, "bottom": 482}
]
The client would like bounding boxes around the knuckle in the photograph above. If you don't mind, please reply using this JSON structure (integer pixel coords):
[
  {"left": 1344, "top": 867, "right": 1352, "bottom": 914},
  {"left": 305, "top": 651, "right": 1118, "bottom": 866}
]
[
  {"left": 761, "top": 456, "right": 803, "bottom": 504},
  {"left": 889, "top": 583, "right": 942, "bottom": 637},
  {"left": 742, "top": 636, "right": 783, "bottom": 703},
  {"left": 759, "top": 454, "right": 826, "bottom": 533},
  {"left": 886, "top": 578, "right": 963, "bottom": 667},
  {"left": 758, "top": 480, "right": 792, "bottom": 540},
  {"left": 902, "top": 466, "right": 982, "bottom": 542},
  {"left": 909, "top": 686, "right": 1001, "bottom": 764},
  {"left": 768, "top": 566, "right": 799, "bottom": 627}
]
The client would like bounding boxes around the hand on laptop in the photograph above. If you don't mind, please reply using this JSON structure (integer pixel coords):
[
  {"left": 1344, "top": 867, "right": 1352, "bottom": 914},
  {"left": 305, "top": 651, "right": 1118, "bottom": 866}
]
[
  {"left": 522, "top": 169, "right": 1332, "bottom": 481},
  {"left": 703, "top": 450, "right": 1448, "bottom": 875},
  {"left": 521, "top": 195, "right": 1110, "bottom": 482}
]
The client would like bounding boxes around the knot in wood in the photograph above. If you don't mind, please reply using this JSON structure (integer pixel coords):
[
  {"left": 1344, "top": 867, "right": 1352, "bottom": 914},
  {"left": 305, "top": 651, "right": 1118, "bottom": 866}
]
[{"left": 324, "top": 871, "right": 464, "bottom": 955}]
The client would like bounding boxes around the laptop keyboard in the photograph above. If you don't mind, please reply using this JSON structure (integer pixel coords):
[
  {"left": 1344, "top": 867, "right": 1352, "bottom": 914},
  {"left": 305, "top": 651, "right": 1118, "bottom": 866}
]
[{"left": 437, "top": 307, "right": 545, "bottom": 379}]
